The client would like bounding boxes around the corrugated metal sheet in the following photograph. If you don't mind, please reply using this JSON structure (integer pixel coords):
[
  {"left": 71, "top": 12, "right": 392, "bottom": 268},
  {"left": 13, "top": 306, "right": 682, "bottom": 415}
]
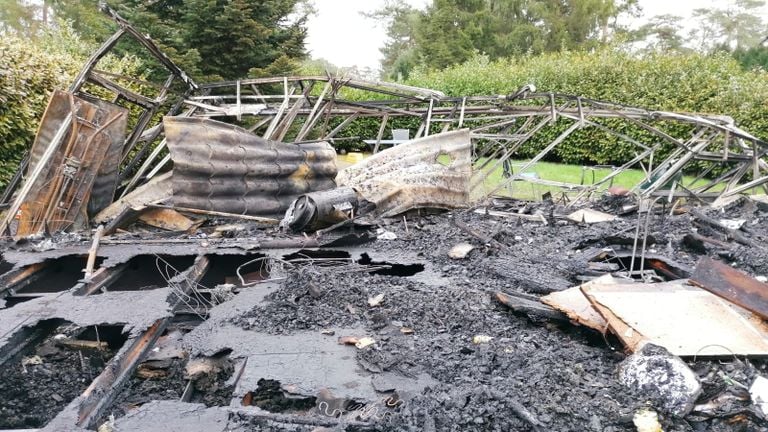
[
  {"left": 164, "top": 117, "right": 337, "bottom": 216},
  {"left": 336, "top": 129, "right": 472, "bottom": 217}
]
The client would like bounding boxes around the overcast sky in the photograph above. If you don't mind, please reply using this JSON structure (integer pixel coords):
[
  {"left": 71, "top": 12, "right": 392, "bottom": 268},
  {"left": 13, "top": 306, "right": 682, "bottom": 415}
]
[{"left": 305, "top": 0, "right": 768, "bottom": 71}]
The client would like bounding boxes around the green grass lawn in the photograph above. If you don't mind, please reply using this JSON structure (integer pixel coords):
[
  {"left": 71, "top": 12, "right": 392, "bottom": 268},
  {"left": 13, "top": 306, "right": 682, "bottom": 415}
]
[
  {"left": 339, "top": 152, "right": 725, "bottom": 201},
  {"left": 478, "top": 160, "right": 644, "bottom": 187},
  {"left": 473, "top": 159, "right": 724, "bottom": 200}
]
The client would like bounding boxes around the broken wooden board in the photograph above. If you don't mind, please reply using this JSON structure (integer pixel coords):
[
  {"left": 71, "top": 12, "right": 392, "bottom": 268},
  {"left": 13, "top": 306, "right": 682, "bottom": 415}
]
[
  {"left": 138, "top": 208, "right": 195, "bottom": 231},
  {"left": 581, "top": 281, "right": 768, "bottom": 357},
  {"left": 583, "top": 289, "right": 648, "bottom": 352},
  {"left": 541, "top": 275, "right": 624, "bottom": 331},
  {"left": 93, "top": 171, "right": 173, "bottom": 224},
  {"left": 567, "top": 208, "right": 616, "bottom": 224},
  {"left": 494, "top": 291, "right": 568, "bottom": 322},
  {"left": 690, "top": 257, "right": 768, "bottom": 321}
]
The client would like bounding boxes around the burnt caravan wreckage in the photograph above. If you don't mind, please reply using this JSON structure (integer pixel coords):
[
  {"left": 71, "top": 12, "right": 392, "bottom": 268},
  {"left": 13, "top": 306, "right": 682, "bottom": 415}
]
[{"left": 1, "top": 6, "right": 768, "bottom": 432}]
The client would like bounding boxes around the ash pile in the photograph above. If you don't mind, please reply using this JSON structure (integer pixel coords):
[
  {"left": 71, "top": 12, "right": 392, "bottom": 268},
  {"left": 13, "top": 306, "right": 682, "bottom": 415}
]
[{"left": 1, "top": 7, "right": 768, "bottom": 432}]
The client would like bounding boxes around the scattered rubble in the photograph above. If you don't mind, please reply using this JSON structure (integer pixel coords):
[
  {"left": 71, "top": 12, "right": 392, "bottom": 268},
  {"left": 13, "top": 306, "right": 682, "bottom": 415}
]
[
  {"left": 618, "top": 344, "right": 702, "bottom": 417},
  {"left": 448, "top": 242, "right": 474, "bottom": 259},
  {"left": 1, "top": 6, "right": 768, "bottom": 432}
]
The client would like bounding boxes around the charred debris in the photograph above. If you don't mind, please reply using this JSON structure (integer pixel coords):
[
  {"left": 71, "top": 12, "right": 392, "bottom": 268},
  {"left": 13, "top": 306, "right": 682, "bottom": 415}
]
[{"left": 1, "top": 7, "right": 768, "bottom": 432}]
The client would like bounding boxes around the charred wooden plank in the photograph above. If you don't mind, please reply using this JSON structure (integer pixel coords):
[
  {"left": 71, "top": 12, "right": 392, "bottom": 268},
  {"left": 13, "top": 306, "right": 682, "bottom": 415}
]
[
  {"left": 682, "top": 232, "right": 732, "bottom": 253},
  {"left": 488, "top": 258, "right": 574, "bottom": 294},
  {"left": 690, "top": 209, "right": 755, "bottom": 248},
  {"left": 689, "top": 257, "right": 768, "bottom": 321},
  {"left": 494, "top": 291, "right": 568, "bottom": 322},
  {"left": 56, "top": 338, "right": 109, "bottom": 351},
  {"left": 0, "top": 262, "right": 50, "bottom": 297}
]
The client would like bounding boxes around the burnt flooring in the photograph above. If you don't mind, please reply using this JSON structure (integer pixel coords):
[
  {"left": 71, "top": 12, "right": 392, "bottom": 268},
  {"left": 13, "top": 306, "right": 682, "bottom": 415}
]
[
  {"left": 4, "top": 196, "right": 768, "bottom": 431},
  {"left": 230, "top": 197, "right": 768, "bottom": 431},
  {"left": 0, "top": 322, "right": 122, "bottom": 429}
]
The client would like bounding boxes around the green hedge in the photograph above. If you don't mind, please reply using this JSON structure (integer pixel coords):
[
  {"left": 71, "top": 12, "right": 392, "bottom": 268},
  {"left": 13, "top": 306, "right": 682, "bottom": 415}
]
[
  {"left": 405, "top": 50, "right": 768, "bottom": 166},
  {"left": 4, "top": 40, "right": 766, "bottom": 186},
  {"left": 0, "top": 25, "right": 145, "bottom": 188},
  {"left": 0, "top": 34, "right": 77, "bottom": 184}
]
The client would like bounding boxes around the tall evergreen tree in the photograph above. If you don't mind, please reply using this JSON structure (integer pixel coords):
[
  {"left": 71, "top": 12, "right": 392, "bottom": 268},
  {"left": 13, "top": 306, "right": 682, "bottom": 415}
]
[
  {"left": 365, "top": 1, "right": 422, "bottom": 81},
  {"left": 28, "top": 0, "right": 308, "bottom": 82},
  {"left": 373, "top": 0, "right": 639, "bottom": 78},
  {"left": 180, "top": 0, "right": 307, "bottom": 80},
  {"left": 629, "top": 14, "right": 687, "bottom": 52}
]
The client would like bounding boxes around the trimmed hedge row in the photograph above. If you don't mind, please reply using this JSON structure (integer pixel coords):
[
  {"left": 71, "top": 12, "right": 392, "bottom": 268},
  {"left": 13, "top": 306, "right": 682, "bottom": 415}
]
[
  {"left": 0, "top": 34, "right": 78, "bottom": 184},
  {"left": 404, "top": 50, "right": 768, "bottom": 165},
  {"left": 0, "top": 26, "right": 144, "bottom": 188},
  {"left": 3, "top": 42, "right": 766, "bottom": 188}
]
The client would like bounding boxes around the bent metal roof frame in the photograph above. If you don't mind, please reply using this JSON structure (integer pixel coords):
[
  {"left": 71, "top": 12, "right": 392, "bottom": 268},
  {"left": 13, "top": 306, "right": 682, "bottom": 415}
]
[
  {"left": 3, "top": 12, "right": 766, "bottom": 222},
  {"left": 121, "top": 75, "right": 767, "bottom": 205}
]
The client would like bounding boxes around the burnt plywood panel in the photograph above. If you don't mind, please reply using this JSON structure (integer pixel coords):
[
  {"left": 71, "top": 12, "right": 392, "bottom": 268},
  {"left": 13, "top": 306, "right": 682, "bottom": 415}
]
[
  {"left": 541, "top": 276, "right": 622, "bottom": 331},
  {"left": 690, "top": 257, "right": 768, "bottom": 321},
  {"left": 582, "top": 282, "right": 768, "bottom": 357},
  {"left": 164, "top": 117, "right": 337, "bottom": 216}
]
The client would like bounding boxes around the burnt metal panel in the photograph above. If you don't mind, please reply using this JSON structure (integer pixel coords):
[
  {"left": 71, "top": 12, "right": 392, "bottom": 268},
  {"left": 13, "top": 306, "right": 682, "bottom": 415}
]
[
  {"left": 164, "top": 117, "right": 337, "bottom": 216},
  {"left": 336, "top": 129, "right": 472, "bottom": 217},
  {"left": 19, "top": 90, "right": 127, "bottom": 235},
  {"left": 27, "top": 91, "right": 128, "bottom": 219},
  {"left": 80, "top": 95, "right": 130, "bottom": 216}
]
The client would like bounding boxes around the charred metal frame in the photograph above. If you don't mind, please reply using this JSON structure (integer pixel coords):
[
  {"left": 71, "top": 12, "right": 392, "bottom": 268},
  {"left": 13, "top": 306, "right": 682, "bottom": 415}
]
[
  {"left": 118, "top": 75, "right": 767, "bottom": 205},
  {"left": 74, "top": 256, "right": 210, "bottom": 429},
  {"left": 3, "top": 10, "right": 767, "bottom": 234},
  {"left": 5, "top": 7, "right": 767, "bottom": 431}
]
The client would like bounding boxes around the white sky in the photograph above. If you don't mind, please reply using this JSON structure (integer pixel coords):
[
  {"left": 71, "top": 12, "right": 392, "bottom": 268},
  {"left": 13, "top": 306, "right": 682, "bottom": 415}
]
[
  {"left": 306, "top": 0, "right": 768, "bottom": 71},
  {"left": 306, "top": 0, "right": 429, "bottom": 71}
]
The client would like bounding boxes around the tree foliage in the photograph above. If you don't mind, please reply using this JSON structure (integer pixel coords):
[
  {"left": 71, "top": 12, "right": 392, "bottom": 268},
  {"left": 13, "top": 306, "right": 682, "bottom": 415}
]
[
  {"left": 0, "top": 22, "right": 145, "bottom": 186},
  {"left": 733, "top": 45, "right": 768, "bottom": 70},
  {"left": 375, "top": 0, "right": 639, "bottom": 79},
  {"left": 179, "top": 0, "right": 307, "bottom": 80},
  {"left": 365, "top": 1, "right": 422, "bottom": 81},
  {"left": 691, "top": 0, "right": 766, "bottom": 51},
  {"left": 629, "top": 0, "right": 768, "bottom": 69},
  {"left": 99, "top": 0, "right": 308, "bottom": 81},
  {"left": 629, "top": 14, "right": 687, "bottom": 52},
  {"left": 1, "top": 0, "right": 310, "bottom": 82}
]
